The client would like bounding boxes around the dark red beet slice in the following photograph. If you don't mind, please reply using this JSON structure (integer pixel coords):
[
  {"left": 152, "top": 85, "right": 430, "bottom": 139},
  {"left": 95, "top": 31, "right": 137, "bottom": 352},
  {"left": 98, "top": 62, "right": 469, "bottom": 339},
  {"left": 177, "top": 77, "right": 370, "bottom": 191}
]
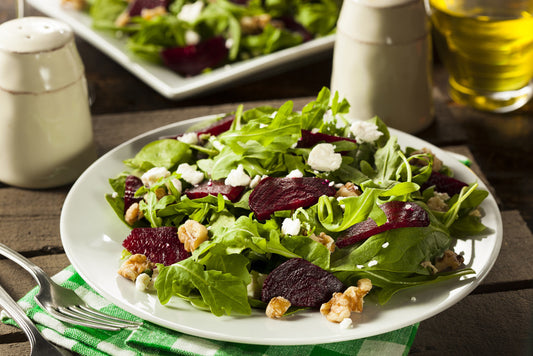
[
  {"left": 196, "top": 115, "right": 235, "bottom": 137},
  {"left": 421, "top": 171, "right": 468, "bottom": 196},
  {"left": 261, "top": 258, "right": 345, "bottom": 308},
  {"left": 122, "top": 226, "right": 190, "bottom": 266},
  {"left": 185, "top": 179, "right": 245, "bottom": 202},
  {"left": 128, "top": 0, "right": 168, "bottom": 16},
  {"left": 336, "top": 201, "right": 430, "bottom": 248},
  {"left": 249, "top": 177, "right": 336, "bottom": 220},
  {"left": 297, "top": 129, "right": 357, "bottom": 148},
  {"left": 161, "top": 36, "right": 228, "bottom": 77},
  {"left": 277, "top": 16, "right": 313, "bottom": 42},
  {"left": 124, "top": 175, "right": 143, "bottom": 214}
]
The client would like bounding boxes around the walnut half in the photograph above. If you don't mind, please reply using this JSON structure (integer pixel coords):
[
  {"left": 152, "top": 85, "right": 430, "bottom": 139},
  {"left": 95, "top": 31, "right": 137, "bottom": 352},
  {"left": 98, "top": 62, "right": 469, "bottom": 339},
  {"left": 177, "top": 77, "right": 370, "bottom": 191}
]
[
  {"left": 320, "top": 278, "right": 372, "bottom": 323},
  {"left": 266, "top": 296, "right": 291, "bottom": 319}
]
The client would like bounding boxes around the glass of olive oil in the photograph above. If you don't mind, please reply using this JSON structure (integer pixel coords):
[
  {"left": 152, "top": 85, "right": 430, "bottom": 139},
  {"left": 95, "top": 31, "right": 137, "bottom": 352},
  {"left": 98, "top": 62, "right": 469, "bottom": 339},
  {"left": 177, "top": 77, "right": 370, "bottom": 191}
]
[{"left": 427, "top": 0, "right": 533, "bottom": 112}]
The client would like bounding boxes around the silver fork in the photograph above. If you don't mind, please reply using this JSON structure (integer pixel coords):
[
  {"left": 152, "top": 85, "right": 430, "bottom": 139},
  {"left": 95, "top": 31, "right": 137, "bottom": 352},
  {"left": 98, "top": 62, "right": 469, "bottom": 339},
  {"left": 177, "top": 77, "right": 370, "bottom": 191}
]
[
  {"left": 0, "top": 281, "right": 66, "bottom": 355},
  {"left": 0, "top": 243, "right": 142, "bottom": 331}
]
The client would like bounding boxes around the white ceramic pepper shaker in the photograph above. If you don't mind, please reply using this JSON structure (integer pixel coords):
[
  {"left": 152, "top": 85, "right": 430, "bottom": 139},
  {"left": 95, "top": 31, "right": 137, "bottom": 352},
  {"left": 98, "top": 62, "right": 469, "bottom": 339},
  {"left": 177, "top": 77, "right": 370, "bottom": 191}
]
[
  {"left": 331, "top": 0, "right": 434, "bottom": 133},
  {"left": 0, "top": 17, "right": 96, "bottom": 189}
]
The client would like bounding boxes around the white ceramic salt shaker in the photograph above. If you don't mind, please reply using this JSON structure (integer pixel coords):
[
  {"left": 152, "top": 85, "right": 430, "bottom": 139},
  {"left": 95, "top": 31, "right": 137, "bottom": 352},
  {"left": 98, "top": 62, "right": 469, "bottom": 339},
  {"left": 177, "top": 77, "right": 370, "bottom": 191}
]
[
  {"left": 331, "top": 0, "right": 433, "bottom": 133},
  {"left": 0, "top": 17, "right": 96, "bottom": 188}
]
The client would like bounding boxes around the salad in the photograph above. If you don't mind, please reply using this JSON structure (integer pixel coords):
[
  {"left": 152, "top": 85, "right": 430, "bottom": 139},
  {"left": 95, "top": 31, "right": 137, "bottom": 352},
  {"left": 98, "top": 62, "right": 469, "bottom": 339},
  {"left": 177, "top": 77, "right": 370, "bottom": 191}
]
[
  {"left": 64, "top": 0, "right": 341, "bottom": 76},
  {"left": 106, "top": 88, "right": 489, "bottom": 324}
]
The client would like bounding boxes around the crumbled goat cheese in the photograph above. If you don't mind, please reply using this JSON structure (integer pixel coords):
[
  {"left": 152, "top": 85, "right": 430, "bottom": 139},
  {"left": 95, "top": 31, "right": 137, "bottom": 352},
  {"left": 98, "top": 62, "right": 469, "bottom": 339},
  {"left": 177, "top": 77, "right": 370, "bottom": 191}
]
[
  {"left": 247, "top": 271, "right": 267, "bottom": 299},
  {"left": 350, "top": 120, "right": 383, "bottom": 143},
  {"left": 141, "top": 167, "right": 170, "bottom": 187},
  {"left": 184, "top": 30, "right": 200, "bottom": 46},
  {"left": 339, "top": 317, "right": 353, "bottom": 329},
  {"left": 169, "top": 178, "right": 182, "bottom": 194},
  {"left": 178, "top": 1, "right": 203, "bottom": 23},
  {"left": 286, "top": 169, "right": 304, "bottom": 178},
  {"left": 135, "top": 273, "right": 152, "bottom": 291},
  {"left": 281, "top": 218, "right": 301, "bottom": 236},
  {"left": 225, "top": 164, "right": 251, "bottom": 187},
  {"left": 177, "top": 163, "right": 204, "bottom": 185},
  {"left": 249, "top": 175, "right": 264, "bottom": 188},
  {"left": 308, "top": 143, "right": 342, "bottom": 172},
  {"left": 178, "top": 132, "right": 199, "bottom": 145}
]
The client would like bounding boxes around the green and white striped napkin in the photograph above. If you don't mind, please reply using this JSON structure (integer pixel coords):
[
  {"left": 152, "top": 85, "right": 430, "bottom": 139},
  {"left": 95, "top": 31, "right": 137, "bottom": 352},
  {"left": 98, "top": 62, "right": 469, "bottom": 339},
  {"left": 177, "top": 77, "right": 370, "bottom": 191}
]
[{"left": 1, "top": 265, "right": 418, "bottom": 356}]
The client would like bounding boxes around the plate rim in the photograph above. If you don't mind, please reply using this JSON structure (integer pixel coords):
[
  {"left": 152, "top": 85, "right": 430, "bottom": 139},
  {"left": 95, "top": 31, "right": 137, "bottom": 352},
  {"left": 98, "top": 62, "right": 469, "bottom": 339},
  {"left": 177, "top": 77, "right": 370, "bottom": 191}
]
[{"left": 60, "top": 114, "right": 503, "bottom": 345}]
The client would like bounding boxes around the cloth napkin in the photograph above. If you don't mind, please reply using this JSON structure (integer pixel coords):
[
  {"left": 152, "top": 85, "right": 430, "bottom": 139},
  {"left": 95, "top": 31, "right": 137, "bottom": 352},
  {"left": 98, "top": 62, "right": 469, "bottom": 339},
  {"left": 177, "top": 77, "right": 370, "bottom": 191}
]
[{"left": 1, "top": 265, "right": 418, "bottom": 356}]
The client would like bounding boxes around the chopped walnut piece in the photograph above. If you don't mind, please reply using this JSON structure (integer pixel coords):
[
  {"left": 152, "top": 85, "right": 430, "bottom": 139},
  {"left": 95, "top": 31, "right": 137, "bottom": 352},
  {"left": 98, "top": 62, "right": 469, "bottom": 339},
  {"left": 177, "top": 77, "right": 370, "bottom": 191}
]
[
  {"left": 178, "top": 220, "right": 209, "bottom": 252},
  {"left": 335, "top": 182, "right": 361, "bottom": 198},
  {"left": 266, "top": 296, "right": 291, "bottom": 319},
  {"left": 420, "top": 260, "right": 439, "bottom": 274},
  {"left": 435, "top": 250, "right": 464, "bottom": 272},
  {"left": 410, "top": 148, "right": 443, "bottom": 172},
  {"left": 240, "top": 14, "right": 272, "bottom": 34},
  {"left": 309, "top": 232, "right": 336, "bottom": 253},
  {"left": 124, "top": 202, "right": 144, "bottom": 225},
  {"left": 118, "top": 254, "right": 154, "bottom": 282},
  {"left": 115, "top": 12, "right": 130, "bottom": 27},
  {"left": 427, "top": 192, "right": 450, "bottom": 212},
  {"left": 61, "top": 0, "right": 86, "bottom": 10},
  {"left": 141, "top": 6, "right": 167, "bottom": 20},
  {"left": 320, "top": 278, "right": 372, "bottom": 323}
]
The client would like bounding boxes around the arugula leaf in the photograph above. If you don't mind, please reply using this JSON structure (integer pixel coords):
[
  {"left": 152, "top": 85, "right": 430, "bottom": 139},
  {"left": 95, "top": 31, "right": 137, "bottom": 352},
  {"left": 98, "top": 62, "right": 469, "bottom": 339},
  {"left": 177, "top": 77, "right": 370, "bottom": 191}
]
[
  {"left": 124, "top": 139, "right": 192, "bottom": 171},
  {"left": 156, "top": 258, "right": 251, "bottom": 316}
]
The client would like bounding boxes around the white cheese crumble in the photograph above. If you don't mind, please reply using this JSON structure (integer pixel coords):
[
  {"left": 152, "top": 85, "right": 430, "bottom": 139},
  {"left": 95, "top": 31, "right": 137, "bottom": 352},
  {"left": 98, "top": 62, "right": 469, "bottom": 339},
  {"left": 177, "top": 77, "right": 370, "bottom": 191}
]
[
  {"left": 225, "top": 164, "right": 251, "bottom": 187},
  {"left": 286, "top": 169, "right": 304, "bottom": 178},
  {"left": 382, "top": 242, "right": 390, "bottom": 248},
  {"left": 368, "top": 260, "right": 378, "bottom": 267},
  {"left": 308, "top": 143, "right": 342, "bottom": 172},
  {"left": 184, "top": 30, "right": 200, "bottom": 46},
  {"left": 178, "top": 132, "right": 199, "bottom": 145},
  {"left": 169, "top": 178, "right": 182, "bottom": 194},
  {"left": 135, "top": 273, "right": 152, "bottom": 291},
  {"left": 141, "top": 167, "right": 170, "bottom": 187},
  {"left": 339, "top": 318, "right": 353, "bottom": 329},
  {"left": 281, "top": 218, "right": 301, "bottom": 236},
  {"left": 178, "top": 1, "right": 204, "bottom": 23},
  {"left": 177, "top": 163, "right": 204, "bottom": 185},
  {"left": 249, "top": 175, "right": 265, "bottom": 188},
  {"left": 350, "top": 120, "right": 383, "bottom": 143}
]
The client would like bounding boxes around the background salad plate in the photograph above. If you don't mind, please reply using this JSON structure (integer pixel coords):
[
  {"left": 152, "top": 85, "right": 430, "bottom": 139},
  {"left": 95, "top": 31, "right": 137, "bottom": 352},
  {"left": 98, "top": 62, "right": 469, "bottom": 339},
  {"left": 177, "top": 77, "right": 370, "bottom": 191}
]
[
  {"left": 60, "top": 116, "right": 503, "bottom": 345},
  {"left": 25, "top": 0, "right": 335, "bottom": 100}
]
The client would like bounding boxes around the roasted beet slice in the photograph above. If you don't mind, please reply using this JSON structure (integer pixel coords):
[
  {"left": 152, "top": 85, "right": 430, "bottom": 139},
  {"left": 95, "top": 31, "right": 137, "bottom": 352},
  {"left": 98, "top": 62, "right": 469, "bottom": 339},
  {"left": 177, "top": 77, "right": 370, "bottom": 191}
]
[
  {"left": 124, "top": 175, "right": 143, "bottom": 214},
  {"left": 161, "top": 36, "right": 228, "bottom": 77},
  {"left": 277, "top": 16, "right": 313, "bottom": 42},
  {"left": 197, "top": 115, "right": 235, "bottom": 137},
  {"left": 297, "top": 129, "right": 357, "bottom": 148},
  {"left": 185, "top": 179, "right": 245, "bottom": 202},
  {"left": 421, "top": 171, "right": 468, "bottom": 196},
  {"left": 128, "top": 0, "right": 168, "bottom": 16},
  {"left": 249, "top": 177, "right": 336, "bottom": 220},
  {"left": 261, "top": 258, "right": 345, "bottom": 308},
  {"left": 336, "top": 201, "right": 430, "bottom": 248},
  {"left": 122, "top": 226, "right": 190, "bottom": 265}
]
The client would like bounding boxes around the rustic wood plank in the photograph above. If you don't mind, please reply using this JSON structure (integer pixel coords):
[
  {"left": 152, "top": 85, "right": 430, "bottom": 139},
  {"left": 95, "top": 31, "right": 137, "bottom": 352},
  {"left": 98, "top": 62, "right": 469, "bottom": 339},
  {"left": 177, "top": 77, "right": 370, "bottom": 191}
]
[{"left": 410, "top": 289, "right": 533, "bottom": 355}]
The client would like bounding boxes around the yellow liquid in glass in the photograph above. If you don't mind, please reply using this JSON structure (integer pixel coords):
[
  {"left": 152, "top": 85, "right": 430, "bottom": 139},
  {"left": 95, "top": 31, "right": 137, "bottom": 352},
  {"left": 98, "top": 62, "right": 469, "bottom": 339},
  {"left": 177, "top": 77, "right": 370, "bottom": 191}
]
[{"left": 429, "top": 0, "right": 533, "bottom": 111}]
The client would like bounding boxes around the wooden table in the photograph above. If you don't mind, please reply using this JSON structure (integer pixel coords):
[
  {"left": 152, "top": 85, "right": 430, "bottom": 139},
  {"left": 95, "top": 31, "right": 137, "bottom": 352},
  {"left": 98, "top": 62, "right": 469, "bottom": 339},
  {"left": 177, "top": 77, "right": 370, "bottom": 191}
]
[{"left": 1, "top": 3, "right": 532, "bottom": 355}]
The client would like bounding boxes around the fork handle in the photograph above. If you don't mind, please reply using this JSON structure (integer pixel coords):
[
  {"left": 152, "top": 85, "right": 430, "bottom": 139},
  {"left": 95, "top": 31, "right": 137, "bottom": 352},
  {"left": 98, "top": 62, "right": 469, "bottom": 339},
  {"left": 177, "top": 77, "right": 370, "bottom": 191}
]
[
  {"left": 0, "top": 243, "right": 52, "bottom": 290},
  {"left": 0, "top": 282, "right": 65, "bottom": 355}
]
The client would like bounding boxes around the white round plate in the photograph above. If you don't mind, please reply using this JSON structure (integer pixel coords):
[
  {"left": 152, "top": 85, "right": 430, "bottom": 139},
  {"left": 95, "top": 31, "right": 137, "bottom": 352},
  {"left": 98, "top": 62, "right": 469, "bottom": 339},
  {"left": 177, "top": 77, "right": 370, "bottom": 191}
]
[{"left": 60, "top": 116, "right": 502, "bottom": 345}]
